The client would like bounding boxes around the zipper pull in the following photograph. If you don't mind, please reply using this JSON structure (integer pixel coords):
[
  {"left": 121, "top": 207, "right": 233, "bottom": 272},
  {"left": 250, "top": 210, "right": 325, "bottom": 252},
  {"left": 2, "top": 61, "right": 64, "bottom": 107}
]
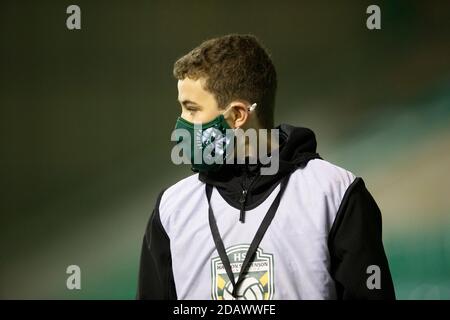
[{"left": 239, "top": 189, "right": 247, "bottom": 223}]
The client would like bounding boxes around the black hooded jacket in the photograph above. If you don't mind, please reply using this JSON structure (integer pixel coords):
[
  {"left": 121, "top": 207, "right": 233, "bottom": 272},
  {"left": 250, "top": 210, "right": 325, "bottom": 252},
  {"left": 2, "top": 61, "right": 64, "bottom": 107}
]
[{"left": 137, "top": 124, "right": 396, "bottom": 300}]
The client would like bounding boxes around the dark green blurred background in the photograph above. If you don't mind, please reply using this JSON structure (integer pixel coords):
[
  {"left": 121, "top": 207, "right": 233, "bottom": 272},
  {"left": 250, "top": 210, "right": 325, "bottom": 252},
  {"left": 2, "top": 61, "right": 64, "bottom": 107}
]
[{"left": 1, "top": 0, "right": 449, "bottom": 299}]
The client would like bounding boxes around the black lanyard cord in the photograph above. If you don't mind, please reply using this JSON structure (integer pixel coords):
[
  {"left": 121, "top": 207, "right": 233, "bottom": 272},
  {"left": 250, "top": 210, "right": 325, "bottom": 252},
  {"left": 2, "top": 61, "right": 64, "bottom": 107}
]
[{"left": 205, "top": 174, "right": 291, "bottom": 298}]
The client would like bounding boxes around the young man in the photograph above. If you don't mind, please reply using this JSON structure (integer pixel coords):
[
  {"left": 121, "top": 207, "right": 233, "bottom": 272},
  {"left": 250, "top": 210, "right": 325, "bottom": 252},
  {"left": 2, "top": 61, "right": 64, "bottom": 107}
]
[{"left": 137, "top": 34, "right": 395, "bottom": 300}]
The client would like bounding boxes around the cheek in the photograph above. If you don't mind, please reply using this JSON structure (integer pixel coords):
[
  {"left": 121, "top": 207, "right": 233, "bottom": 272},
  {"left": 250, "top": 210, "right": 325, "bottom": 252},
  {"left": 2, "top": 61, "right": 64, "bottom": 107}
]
[
  {"left": 196, "top": 112, "right": 214, "bottom": 123},
  {"left": 202, "top": 108, "right": 224, "bottom": 122}
]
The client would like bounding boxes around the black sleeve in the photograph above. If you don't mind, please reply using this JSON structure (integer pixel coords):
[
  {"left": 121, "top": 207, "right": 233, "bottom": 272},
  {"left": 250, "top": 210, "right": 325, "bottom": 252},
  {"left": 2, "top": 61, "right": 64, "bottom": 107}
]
[
  {"left": 136, "top": 189, "right": 177, "bottom": 300},
  {"left": 328, "top": 177, "right": 396, "bottom": 300}
]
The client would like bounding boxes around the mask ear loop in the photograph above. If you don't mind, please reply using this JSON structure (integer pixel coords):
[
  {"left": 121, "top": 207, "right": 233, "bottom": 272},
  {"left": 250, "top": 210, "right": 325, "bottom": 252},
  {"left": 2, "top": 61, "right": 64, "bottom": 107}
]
[
  {"left": 224, "top": 102, "right": 257, "bottom": 115},
  {"left": 224, "top": 103, "right": 258, "bottom": 132}
]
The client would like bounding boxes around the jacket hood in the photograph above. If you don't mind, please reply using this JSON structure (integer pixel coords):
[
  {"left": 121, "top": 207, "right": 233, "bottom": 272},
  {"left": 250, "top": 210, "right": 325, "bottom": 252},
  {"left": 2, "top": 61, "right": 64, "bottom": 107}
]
[{"left": 276, "top": 124, "right": 319, "bottom": 173}]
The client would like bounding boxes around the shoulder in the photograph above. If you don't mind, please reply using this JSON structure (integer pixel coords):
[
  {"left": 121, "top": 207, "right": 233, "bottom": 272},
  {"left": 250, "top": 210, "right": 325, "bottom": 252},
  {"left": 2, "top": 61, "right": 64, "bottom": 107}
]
[
  {"left": 289, "top": 158, "right": 357, "bottom": 212},
  {"left": 292, "top": 158, "right": 356, "bottom": 191},
  {"left": 282, "top": 159, "right": 359, "bottom": 235},
  {"left": 158, "top": 173, "right": 204, "bottom": 227},
  {"left": 160, "top": 173, "right": 202, "bottom": 205}
]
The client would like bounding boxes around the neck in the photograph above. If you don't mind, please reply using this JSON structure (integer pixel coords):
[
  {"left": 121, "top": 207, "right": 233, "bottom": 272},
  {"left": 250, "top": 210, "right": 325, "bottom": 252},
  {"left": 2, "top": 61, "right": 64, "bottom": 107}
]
[{"left": 237, "top": 127, "right": 280, "bottom": 161}]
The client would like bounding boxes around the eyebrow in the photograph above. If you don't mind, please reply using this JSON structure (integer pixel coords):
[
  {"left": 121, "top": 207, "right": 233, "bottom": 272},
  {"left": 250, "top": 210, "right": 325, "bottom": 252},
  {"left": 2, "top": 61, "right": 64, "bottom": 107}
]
[{"left": 179, "top": 99, "right": 202, "bottom": 108}]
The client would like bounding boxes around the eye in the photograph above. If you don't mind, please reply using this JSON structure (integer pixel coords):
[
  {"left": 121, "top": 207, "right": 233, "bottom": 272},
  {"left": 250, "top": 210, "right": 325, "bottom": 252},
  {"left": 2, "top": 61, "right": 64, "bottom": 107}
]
[{"left": 185, "top": 106, "right": 199, "bottom": 114}]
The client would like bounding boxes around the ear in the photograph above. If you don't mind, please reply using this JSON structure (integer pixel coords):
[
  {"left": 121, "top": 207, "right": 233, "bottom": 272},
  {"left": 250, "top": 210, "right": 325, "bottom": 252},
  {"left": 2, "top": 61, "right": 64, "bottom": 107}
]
[{"left": 226, "top": 101, "right": 249, "bottom": 128}]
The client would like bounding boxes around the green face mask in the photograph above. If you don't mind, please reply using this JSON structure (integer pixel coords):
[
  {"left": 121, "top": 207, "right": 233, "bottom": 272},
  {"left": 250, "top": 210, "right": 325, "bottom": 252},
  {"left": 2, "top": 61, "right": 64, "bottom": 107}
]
[{"left": 174, "top": 113, "right": 234, "bottom": 172}]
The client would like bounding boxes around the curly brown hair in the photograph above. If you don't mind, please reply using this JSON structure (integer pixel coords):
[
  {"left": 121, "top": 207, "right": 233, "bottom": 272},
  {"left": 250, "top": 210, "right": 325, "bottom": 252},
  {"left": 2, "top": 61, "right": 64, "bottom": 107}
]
[{"left": 173, "top": 34, "right": 277, "bottom": 128}]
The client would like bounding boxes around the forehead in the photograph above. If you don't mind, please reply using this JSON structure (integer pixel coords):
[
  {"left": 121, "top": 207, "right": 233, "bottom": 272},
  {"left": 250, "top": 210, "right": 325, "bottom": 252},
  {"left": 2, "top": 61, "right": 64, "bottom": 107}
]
[{"left": 177, "top": 77, "right": 217, "bottom": 106}]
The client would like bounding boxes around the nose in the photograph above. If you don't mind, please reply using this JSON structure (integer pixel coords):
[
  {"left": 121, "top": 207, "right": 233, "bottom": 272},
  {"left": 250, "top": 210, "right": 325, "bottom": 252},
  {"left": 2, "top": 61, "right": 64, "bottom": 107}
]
[{"left": 180, "top": 111, "right": 193, "bottom": 122}]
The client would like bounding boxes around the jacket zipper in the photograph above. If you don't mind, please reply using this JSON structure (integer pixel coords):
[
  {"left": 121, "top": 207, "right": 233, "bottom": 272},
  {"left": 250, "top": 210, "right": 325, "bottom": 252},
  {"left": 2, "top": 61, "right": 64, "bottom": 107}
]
[
  {"left": 239, "top": 189, "right": 248, "bottom": 223},
  {"left": 239, "top": 173, "right": 258, "bottom": 223}
]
